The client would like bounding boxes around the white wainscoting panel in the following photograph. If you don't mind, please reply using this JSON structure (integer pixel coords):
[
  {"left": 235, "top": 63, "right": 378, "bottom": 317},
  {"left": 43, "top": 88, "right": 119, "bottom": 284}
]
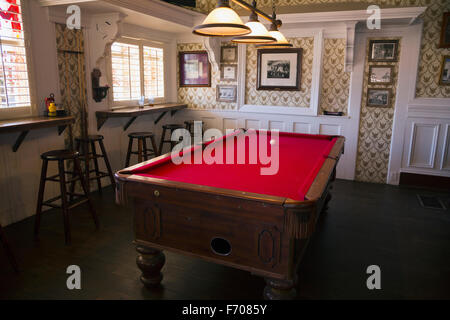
[
  {"left": 269, "top": 120, "right": 286, "bottom": 131},
  {"left": 246, "top": 119, "right": 261, "bottom": 129},
  {"left": 407, "top": 122, "right": 439, "bottom": 168},
  {"left": 293, "top": 122, "right": 312, "bottom": 134},
  {"left": 319, "top": 124, "right": 341, "bottom": 135},
  {"left": 440, "top": 124, "right": 450, "bottom": 171},
  {"left": 401, "top": 112, "right": 450, "bottom": 178}
]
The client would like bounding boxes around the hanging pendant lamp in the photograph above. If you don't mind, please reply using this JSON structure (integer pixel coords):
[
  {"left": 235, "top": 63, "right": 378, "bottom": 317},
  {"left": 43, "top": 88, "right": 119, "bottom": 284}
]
[
  {"left": 231, "top": 10, "right": 276, "bottom": 44},
  {"left": 193, "top": 0, "right": 251, "bottom": 37}
]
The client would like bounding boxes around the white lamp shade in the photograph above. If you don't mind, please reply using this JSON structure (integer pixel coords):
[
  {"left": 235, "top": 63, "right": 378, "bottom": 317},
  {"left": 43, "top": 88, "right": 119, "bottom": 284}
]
[
  {"left": 231, "top": 21, "right": 276, "bottom": 44},
  {"left": 193, "top": 7, "right": 251, "bottom": 37}
]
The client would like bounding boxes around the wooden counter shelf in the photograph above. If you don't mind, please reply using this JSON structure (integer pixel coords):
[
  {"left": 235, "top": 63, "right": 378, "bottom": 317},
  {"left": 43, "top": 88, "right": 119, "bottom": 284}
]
[
  {"left": 95, "top": 103, "right": 187, "bottom": 131},
  {"left": 0, "top": 115, "right": 75, "bottom": 152}
]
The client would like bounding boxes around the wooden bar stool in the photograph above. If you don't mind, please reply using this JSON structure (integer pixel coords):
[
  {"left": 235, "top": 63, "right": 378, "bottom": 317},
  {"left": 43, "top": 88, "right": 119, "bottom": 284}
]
[
  {"left": 0, "top": 224, "right": 19, "bottom": 272},
  {"left": 184, "top": 120, "right": 205, "bottom": 134},
  {"left": 34, "top": 150, "right": 99, "bottom": 245},
  {"left": 184, "top": 120, "right": 205, "bottom": 144},
  {"left": 126, "top": 132, "right": 159, "bottom": 167},
  {"left": 74, "top": 135, "right": 115, "bottom": 194},
  {"left": 159, "top": 124, "right": 184, "bottom": 155}
]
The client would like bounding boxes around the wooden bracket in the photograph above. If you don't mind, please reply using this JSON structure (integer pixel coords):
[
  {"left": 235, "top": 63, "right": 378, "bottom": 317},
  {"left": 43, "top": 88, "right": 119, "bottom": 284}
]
[
  {"left": 12, "top": 131, "right": 29, "bottom": 152},
  {"left": 123, "top": 117, "right": 137, "bottom": 131},
  {"left": 154, "top": 112, "right": 167, "bottom": 125},
  {"left": 96, "top": 115, "right": 108, "bottom": 131}
]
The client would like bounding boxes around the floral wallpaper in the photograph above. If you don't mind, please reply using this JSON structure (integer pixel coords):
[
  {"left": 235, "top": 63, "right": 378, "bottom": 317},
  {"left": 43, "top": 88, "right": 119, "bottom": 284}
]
[
  {"left": 196, "top": 0, "right": 450, "bottom": 99},
  {"left": 355, "top": 38, "right": 401, "bottom": 183},
  {"left": 177, "top": 42, "right": 238, "bottom": 110},
  {"left": 319, "top": 38, "right": 350, "bottom": 115},
  {"left": 245, "top": 37, "right": 314, "bottom": 107},
  {"left": 55, "top": 23, "right": 87, "bottom": 149}
]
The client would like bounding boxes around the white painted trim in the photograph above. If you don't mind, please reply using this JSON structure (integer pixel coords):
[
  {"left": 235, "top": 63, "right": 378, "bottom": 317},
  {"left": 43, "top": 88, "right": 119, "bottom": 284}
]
[
  {"left": 39, "top": 0, "right": 96, "bottom": 6},
  {"left": 239, "top": 105, "right": 315, "bottom": 116},
  {"left": 276, "top": 7, "right": 426, "bottom": 24},
  {"left": 237, "top": 43, "right": 246, "bottom": 109},
  {"left": 310, "top": 29, "right": 324, "bottom": 115},
  {"left": 440, "top": 124, "right": 450, "bottom": 171},
  {"left": 407, "top": 122, "right": 440, "bottom": 169},
  {"left": 386, "top": 22, "right": 423, "bottom": 184}
]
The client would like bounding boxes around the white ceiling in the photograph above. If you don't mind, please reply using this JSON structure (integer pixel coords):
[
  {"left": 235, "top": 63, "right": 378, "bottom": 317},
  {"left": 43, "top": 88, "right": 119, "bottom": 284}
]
[{"left": 54, "top": 1, "right": 198, "bottom": 34}]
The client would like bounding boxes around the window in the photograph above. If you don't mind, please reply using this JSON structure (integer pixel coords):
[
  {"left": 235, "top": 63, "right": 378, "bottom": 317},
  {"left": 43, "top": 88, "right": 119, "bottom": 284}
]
[
  {"left": 111, "top": 42, "right": 141, "bottom": 101},
  {"left": 111, "top": 41, "right": 165, "bottom": 103},
  {"left": 143, "top": 46, "right": 164, "bottom": 99},
  {"left": 0, "top": 0, "right": 31, "bottom": 111}
]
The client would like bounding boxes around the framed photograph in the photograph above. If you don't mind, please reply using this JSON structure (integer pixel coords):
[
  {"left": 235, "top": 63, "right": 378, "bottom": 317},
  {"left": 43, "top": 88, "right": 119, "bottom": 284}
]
[
  {"left": 257, "top": 48, "right": 302, "bottom": 91},
  {"left": 221, "top": 46, "right": 238, "bottom": 63},
  {"left": 368, "top": 65, "right": 394, "bottom": 85},
  {"left": 439, "top": 12, "right": 450, "bottom": 48},
  {"left": 216, "top": 85, "right": 237, "bottom": 102},
  {"left": 179, "top": 51, "right": 211, "bottom": 87},
  {"left": 368, "top": 40, "right": 399, "bottom": 62},
  {"left": 439, "top": 55, "right": 450, "bottom": 85},
  {"left": 220, "top": 64, "right": 237, "bottom": 81},
  {"left": 367, "top": 88, "right": 392, "bottom": 108}
]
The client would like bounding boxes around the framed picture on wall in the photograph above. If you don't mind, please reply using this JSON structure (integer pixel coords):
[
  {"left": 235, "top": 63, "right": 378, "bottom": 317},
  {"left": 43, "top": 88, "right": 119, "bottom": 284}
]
[
  {"left": 368, "top": 40, "right": 399, "bottom": 62},
  {"left": 221, "top": 46, "right": 238, "bottom": 63},
  {"left": 257, "top": 48, "right": 302, "bottom": 91},
  {"left": 439, "top": 12, "right": 450, "bottom": 48},
  {"left": 368, "top": 65, "right": 394, "bottom": 85},
  {"left": 179, "top": 51, "right": 211, "bottom": 87},
  {"left": 439, "top": 55, "right": 450, "bottom": 85},
  {"left": 220, "top": 64, "right": 237, "bottom": 81},
  {"left": 216, "top": 85, "right": 237, "bottom": 102},
  {"left": 367, "top": 88, "right": 392, "bottom": 108}
]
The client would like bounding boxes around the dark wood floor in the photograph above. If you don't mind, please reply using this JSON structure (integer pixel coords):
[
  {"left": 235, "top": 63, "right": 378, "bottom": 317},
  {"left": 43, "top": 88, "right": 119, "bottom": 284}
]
[{"left": 1, "top": 180, "right": 449, "bottom": 300}]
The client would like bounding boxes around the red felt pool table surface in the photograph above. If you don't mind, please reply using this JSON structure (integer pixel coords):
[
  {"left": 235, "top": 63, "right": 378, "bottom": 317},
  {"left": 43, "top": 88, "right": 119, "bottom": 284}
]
[{"left": 129, "top": 130, "right": 338, "bottom": 201}]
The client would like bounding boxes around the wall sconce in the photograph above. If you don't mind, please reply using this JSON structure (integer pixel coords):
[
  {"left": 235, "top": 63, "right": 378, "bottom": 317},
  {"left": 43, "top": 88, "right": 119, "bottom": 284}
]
[{"left": 92, "top": 68, "right": 110, "bottom": 103}]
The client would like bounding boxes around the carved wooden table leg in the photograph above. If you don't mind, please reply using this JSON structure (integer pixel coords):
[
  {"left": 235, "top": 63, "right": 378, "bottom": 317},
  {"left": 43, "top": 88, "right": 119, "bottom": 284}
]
[
  {"left": 136, "top": 245, "right": 165, "bottom": 288},
  {"left": 322, "top": 192, "right": 332, "bottom": 213},
  {"left": 263, "top": 278, "right": 297, "bottom": 300}
]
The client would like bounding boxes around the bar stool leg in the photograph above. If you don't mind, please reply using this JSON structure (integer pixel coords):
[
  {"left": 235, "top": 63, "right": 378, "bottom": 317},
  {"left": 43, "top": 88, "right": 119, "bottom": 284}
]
[
  {"left": 98, "top": 139, "right": 116, "bottom": 189},
  {"left": 74, "top": 158, "right": 99, "bottom": 230},
  {"left": 34, "top": 159, "right": 48, "bottom": 240},
  {"left": 138, "top": 138, "right": 143, "bottom": 163},
  {"left": 58, "top": 159, "right": 71, "bottom": 245},
  {"left": 90, "top": 141, "right": 102, "bottom": 194},
  {"left": 159, "top": 127, "right": 167, "bottom": 156},
  {"left": 142, "top": 138, "right": 148, "bottom": 161},
  {"left": 150, "top": 135, "right": 159, "bottom": 157},
  {"left": 69, "top": 140, "right": 81, "bottom": 201},
  {"left": 82, "top": 141, "right": 90, "bottom": 193},
  {"left": 0, "top": 224, "right": 19, "bottom": 272},
  {"left": 126, "top": 137, "right": 133, "bottom": 167}
]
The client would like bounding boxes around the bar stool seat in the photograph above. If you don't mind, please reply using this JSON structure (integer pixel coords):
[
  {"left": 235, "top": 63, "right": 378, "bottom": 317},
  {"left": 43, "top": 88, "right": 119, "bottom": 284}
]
[
  {"left": 126, "top": 132, "right": 159, "bottom": 167},
  {"left": 159, "top": 124, "right": 185, "bottom": 155},
  {"left": 74, "top": 135, "right": 116, "bottom": 195},
  {"left": 34, "top": 149, "right": 98, "bottom": 245},
  {"left": 41, "top": 149, "right": 79, "bottom": 160}
]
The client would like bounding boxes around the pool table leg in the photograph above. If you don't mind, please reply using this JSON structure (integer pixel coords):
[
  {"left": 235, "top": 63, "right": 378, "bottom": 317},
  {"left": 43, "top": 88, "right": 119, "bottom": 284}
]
[
  {"left": 263, "top": 277, "right": 297, "bottom": 300},
  {"left": 136, "top": 245, "right": 165, "bottom": 288}
]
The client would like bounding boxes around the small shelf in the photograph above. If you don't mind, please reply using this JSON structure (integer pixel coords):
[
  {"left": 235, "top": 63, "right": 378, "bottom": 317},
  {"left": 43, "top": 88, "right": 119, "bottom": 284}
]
[
  {"left": 0, "top": 115, "right": 75, "bottom": 152},
  {"left": 95, "top": 103, "right": 187, "bottom": 131}
]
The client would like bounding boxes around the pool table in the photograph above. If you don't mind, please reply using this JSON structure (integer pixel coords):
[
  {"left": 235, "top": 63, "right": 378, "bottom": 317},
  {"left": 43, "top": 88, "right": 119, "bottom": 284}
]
[{"left": 115, "top": 129, "right": 345, "bottom": 299}]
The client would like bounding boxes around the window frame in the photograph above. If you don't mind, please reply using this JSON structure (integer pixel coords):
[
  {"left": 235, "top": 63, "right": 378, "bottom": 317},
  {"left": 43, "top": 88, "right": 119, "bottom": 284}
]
[
  {"left": 0, "top": 0, "right": 37, "bottom": 120},
  {"left": 109, "top": 37, "right": 166, "bottom": 107}
]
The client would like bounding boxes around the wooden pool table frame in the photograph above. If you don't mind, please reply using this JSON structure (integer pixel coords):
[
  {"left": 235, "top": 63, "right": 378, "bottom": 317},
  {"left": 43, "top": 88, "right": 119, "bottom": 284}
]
[{"left": 115, "top": 132, "right": 345, "bottom": 300}]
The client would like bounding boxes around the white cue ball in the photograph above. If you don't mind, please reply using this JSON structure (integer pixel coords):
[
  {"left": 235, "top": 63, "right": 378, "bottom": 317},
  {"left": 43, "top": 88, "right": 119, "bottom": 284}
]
[{"left": 270, "top": 139, "right": 276, "bottom": 145}]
